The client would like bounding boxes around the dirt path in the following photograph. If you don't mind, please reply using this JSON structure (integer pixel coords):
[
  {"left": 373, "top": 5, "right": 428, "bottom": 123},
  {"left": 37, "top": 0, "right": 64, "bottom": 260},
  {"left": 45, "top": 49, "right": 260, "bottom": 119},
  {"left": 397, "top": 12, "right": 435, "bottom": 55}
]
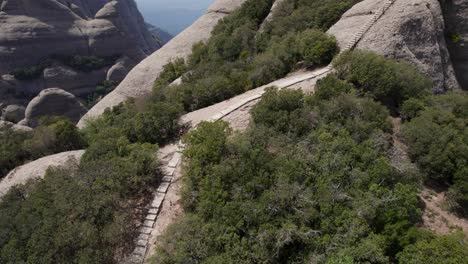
[
  {"left": 420, "top": 188, "right": 468, "bottom": 234},
  {"left": 391, "top": 118, "right": 468, "bottom": 235}
]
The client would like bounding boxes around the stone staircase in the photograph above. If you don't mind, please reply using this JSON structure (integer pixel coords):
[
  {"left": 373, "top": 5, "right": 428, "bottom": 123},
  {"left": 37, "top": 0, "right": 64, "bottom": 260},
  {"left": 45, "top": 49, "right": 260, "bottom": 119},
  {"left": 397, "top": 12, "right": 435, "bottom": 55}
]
[{"left": 124, "top": 1, "right": 397, "bottom": 263}]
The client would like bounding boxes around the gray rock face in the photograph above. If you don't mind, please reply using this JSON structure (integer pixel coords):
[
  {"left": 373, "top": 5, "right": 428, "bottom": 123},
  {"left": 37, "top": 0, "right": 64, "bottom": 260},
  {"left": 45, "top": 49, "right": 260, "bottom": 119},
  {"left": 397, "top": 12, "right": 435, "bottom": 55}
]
[
  {"left": 106, "top": 57, "right": 132, "bottom": 83},
  {"left": 23, "top": 88, "right": 87, "bottom": 127},
  {"left": 441, "top": 0, "right": 468, "bottom": 89},
  {"left": 0, "top": 0, "right": 158, "bottom": 74},
  {"left": 0, "top": 0, "right": 161, "bottom": 120},
  {"left": 0, "top": 149, "right": 85, "bottom": 198},
  {"left": 78, "top": 0, "right": 248, "bottom": 127},
  {"left": 328, "top": 0, "right": 460, "bottom": 92},
  {"left": 1, "top": 104, "right": 25, "bottom": 122}
]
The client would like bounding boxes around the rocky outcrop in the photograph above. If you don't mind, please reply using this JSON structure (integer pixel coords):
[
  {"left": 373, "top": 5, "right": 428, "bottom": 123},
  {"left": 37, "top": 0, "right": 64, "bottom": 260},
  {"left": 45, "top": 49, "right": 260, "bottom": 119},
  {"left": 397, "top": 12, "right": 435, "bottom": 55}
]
[
  {"left": 441, "top": 0, "right": 468, "bottom": 89},
  {"left": 22, "top": 88, "right": 87, "bottom": 127},
  {"left": 147, "top": 23, "right": 173, "bottom": 46},
  {"left": 78, "top": 0, "right": 248, "bottom": 128},
  {"left": 1, "top": 104, "right": 24, "bottom": 122},
  {"left": 0, "top": 150, "right": 85, "bottom": 198},
  {"left": 0, "top": 0, "right": 160, "bottom": 122},
  {"left": 328, "top": 0, "right": 460, "bottom": 92},
  {"left": 0, "top": 120, "right": 32, "bottom": 132}
]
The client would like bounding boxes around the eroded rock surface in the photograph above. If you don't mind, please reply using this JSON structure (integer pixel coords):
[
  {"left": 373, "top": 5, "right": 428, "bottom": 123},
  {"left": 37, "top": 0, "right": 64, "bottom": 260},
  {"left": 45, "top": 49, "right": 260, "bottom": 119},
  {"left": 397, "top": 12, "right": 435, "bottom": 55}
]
[
  {"left": 0, "top": 0, "right": 160, "bottom": 121},
  {"left": 441, "top": 0, "right": 468, "bottom": 89},
  {"left": 23, "top": 88, "right": 87, "bottom": 127},
  {"left": 0, "top": 150, "right": 85, "bottom": 198},
  {"left": 328, "top": 0, "right": 460, "bottom": 92}
]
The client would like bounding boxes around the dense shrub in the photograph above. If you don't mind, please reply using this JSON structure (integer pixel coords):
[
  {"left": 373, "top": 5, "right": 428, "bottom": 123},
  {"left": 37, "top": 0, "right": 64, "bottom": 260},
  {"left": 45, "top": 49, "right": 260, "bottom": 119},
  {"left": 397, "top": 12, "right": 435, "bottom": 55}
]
[
  {"left": 58, "top": 55, "right": 118, "bottom": 72},
  {"left": 0, "top": 127, "right": 31, "bottom": 177},
  {"left": 402, "top": 93, "right": 468, "bottom": 215},
  {"left": 0, "top": 137, "right": 159, "bottom": 263},
  {"left": 0, "top": 118, "right": 87, "bottom": 179},
  {"left": 154, "top": 88, "right": 421, "bottom": 263},
  {"left": 11, "top": 60, "right": 52, "bottom": 80},
  {"left": 334, "top": 50, "right": 431, "bottom": 111},
  {"left": 296, "top": 29, "right": 338, "bottom": 67},
  {"left": 397, "top": 232, "right": 468, "bottom": 263},
  {"left": 148, "top": 0, "right": 348, "bottom": 115}
]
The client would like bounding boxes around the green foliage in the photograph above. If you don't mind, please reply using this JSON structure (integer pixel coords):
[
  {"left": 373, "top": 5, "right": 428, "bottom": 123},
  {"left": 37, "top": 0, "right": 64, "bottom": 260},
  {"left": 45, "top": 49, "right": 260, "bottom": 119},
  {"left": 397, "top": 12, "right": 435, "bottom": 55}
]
[
  {"left": 58, "top": 55, "right": 118, "bottom": 72},
  {"left": 84, "top": 80, "right": 117, "bottom": 108},
  {"left": 0, "top": 127, "right": 31, "bottom": 177},
  {"left": 402, "top": 92, "right": 468, "bottom": 215},
  {"left": 0, "top": 138, "right": 159, "bottom": 263},
  {"left": 0, "top": 118, "right": 87, "bottom": 179},
  {"left": 263, "top": 0, "right": 361, "bottom": 37},
  {"left": 296, "top": 29, "right": 338, "bottom": 67},
  {"left": 334, "top": 50, "right": 431, "bottom": 111},
  {"left": 149, "top": 0, "right": 347, "bottom": 114},
  {"left": 397, "top": 232, "right": 468, "bottom": 264},
  {"left": 11, "top": 60, "right": 52, "bottom": 80},
  {"left": 154, "top": 88, "right": 422, "bottom": 263}
]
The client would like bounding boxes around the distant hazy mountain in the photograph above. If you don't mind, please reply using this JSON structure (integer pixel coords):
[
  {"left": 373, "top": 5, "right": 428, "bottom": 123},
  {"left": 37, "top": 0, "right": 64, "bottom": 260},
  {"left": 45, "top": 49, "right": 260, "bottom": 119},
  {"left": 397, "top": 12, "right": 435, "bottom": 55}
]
[
  {"left": 135, "top": 0, "right": 213, "bottom": 35},
  {"left": 146, "top": 23, "right": 173, "bottom": 45},
  {"left": 140, "top": 8, "right": 206, "bottom": 35}
]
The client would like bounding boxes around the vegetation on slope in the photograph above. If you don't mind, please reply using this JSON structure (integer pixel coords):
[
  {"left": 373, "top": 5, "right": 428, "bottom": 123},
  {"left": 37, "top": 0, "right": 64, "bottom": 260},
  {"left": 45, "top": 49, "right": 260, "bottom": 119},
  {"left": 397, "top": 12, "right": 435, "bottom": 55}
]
[
  {"left": 402, "top": 93, "right": 468, "bottom": 216},
  {"left": 0, "top": 118, "right": 87, "bottom": 178},
  {"left": 0, "top": 0, "right": 466, "bottom": 262},
  {"left": 152, "top": 52, "right": 468, "bottom": 263}
]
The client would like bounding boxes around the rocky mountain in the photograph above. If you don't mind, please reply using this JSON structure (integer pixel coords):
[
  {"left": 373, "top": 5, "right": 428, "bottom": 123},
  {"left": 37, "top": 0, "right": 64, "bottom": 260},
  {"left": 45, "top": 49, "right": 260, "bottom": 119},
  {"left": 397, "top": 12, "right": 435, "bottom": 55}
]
[
  {"left": 328, "top": 0, "right": 461, "bottom": 92},
  {"left": 441, "top": 0, "right": 468, "bottom": 89},
  {"left": 146, "top": 23, "right": 173, "bottom": 45},
  {"left": 0, "top": 0, "right": 160, "bottom": 126}
]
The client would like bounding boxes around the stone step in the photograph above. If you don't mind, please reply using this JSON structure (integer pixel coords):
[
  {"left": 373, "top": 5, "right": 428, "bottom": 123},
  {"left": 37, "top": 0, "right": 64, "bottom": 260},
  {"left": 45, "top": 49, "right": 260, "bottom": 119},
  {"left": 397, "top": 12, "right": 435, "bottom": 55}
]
[
  {"left": 148, "top": 208, "right": 159, "bottom": 215},
  {"left": 133, "top": 246, "right": 147, "bottom": 257},
  {"left": 150, "top": 192, "right": 165, "bottom": 209},
  {"left": 168, "top": 152, "right": 181, "bottom": 168},
  {"left": 146, "top": 214, "right": 157, "bottom": 221},
  {"left": 143, "top": 220, "right": 155, "bottom": 228},
  {"left": 162, "top": 176, "right": 173, "bottom": 183},
  {"left": 137, "top": 233, "right": 150, "bottom": 241},
  {"left": 157, "top": 182, "right": 170, "bottom": 194},
  {"left": 139, "top": 226, "right": 152, "bottom": 235},
  {"left": 162, "top": 166, "right": 176, "bottom": 176},
  {"left": 127, "top": 254, "right": 143, "bottom": 264},
  {"left": 136, "top": 239, "right": 147, "bottom": 247}
]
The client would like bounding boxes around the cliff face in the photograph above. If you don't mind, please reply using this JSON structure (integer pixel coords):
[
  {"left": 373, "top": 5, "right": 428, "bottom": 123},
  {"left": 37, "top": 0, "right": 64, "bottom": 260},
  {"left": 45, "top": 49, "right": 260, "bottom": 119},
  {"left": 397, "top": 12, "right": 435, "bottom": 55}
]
[
  {"left": 0, "top": 0, "right": 160, "bottom": 123},
  {"left": 328, "top": 0, "right": 460, "bottom": 92},
  {"left": 441, "top": 0, "right": 468, "bottom": 89}
]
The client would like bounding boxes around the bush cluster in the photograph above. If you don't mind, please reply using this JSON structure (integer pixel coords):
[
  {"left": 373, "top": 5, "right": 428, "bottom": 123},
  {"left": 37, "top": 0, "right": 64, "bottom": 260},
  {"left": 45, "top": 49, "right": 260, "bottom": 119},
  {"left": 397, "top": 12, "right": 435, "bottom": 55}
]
[
  {"left": 151, "top": 0, "right": 340, "bottom": 113},
  {"left": 333, "top": 50, "right": 431, "bottom": 112},
  {"left": 11, "top": 60, "right": 52, "bottom": 80},
  {"left": 153, "top": 86, "right": 426, "bottom": 263},
  {"left": 0, "top": 118, "right": 87, "bottom": 178},
  {"left": 402, "top": 92, "right": 468, "bottom": 215}
]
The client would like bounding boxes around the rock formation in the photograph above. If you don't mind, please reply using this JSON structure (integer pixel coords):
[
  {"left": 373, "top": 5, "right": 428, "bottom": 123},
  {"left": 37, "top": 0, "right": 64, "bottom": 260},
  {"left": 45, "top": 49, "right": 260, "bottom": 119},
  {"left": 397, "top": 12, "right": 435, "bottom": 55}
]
[
  {"left": 328, "top": 0, "right": 461, "bottom": 92},
  {"left": 0, "top": 0, "right": 161, "bottom": 123},
  {"left": 0, "top": 150, "right": 85, "bottom": 198},
  {"left": 1, "top": 104, "right": 24, "bottom": 122},
  {"left": 22, "top": 88, "right": 87, "bottom": 127},
  {"left": 78, "top": 0, "right": 248, "bottom": 128},
  {"left": 441, "top": 0, "right": 468, "bottom": 89},
  {"left": 147, "top": 23, "right": 173, "bottom": 46}
]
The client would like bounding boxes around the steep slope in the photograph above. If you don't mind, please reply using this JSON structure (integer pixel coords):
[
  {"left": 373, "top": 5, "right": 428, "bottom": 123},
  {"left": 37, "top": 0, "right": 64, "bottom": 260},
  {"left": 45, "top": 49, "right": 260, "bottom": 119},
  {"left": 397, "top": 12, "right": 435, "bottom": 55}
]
[
  {"left": 441, "top": 0, "right": 468, "bottom": 89},
  {"left": 0, "top": 0, "right": 159, "bottom": 123},
  {"left": 328, "top": 0, "right": 460, "bottom": 92},
  {"left": 146, "top": 23, "right": 173, "bottom": 45},
  {"left": 78, "top": 0, "right": 248, "bottom": 128}
]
